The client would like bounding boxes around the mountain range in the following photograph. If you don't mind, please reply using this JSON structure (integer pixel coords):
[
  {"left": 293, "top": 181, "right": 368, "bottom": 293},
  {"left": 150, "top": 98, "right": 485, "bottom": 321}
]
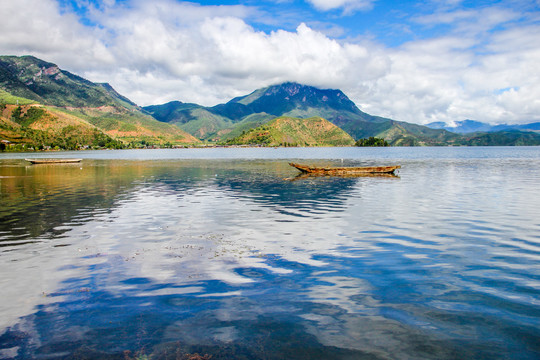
[
  {"left": 144, "top": 82, "right": 540, "bottom": 146},
  {"left": 143, "top": 82, "right": 465, "bottom": 146},
  {"left": 426, "top": 120, "right": 540, "bottom": 134},
  {"left": 2, "top": 55, "right": 540, "bottom": 149}
]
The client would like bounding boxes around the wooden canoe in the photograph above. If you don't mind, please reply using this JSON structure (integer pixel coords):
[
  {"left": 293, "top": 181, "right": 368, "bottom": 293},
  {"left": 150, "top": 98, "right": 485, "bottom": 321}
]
[
  {"left": 25, "top": 158, "right": 82, "bottom": 164},
  {"left": 289, "top": 163, "right": 400, "bottom": 175}
]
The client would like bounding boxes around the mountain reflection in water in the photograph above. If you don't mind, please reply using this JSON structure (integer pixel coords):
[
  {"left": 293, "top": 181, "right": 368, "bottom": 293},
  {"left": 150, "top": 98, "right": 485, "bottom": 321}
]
[{"left": 0, "top": 155, "right": 539, "bottom": 360}]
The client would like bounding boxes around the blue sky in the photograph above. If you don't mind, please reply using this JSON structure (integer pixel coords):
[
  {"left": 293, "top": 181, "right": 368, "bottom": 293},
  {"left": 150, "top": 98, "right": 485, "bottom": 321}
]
[
  {"left": 55, "top": 0, "right": 538, "bottom": 45},
  {"left": 1, "top": 0, "right": 539, "bottom": 125}
]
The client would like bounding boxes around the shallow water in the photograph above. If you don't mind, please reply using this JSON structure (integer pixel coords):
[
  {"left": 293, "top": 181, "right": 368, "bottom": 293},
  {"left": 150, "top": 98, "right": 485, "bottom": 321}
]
[{"left": 1, "top": 147, "right": 539, "bottom": 359}]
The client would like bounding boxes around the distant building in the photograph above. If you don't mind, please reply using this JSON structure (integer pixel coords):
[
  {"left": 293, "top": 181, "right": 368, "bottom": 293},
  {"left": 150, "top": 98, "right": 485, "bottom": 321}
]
[{"left": 0, "top": 139, "right": 11, "bottom": 151}]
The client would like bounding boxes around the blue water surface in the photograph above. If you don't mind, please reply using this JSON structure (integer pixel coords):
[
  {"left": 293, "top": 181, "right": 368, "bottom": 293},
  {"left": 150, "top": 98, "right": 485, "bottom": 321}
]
[{"left": 0, "top": 147, "right": 539, "bottom": 359}]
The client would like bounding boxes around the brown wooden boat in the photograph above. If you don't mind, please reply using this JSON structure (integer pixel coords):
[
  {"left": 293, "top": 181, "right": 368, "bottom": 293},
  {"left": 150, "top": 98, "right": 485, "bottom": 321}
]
[
  {"left": 25, "top": 158, "right": 82, "bottom": 164},
  {"left": 289, "top": 163, "right": 400, "bottom": 175}
]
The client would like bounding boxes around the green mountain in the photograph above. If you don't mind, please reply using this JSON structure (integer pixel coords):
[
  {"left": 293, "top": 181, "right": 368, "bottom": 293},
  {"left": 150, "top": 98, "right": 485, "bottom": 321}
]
[
  {"left": 0, "top": 55, "right": 199, "bottom": 148},
  {"left": 0, "top": 55, "right": 135, "bottom": 108},
  {"left": 145, "top": 82, "right": 540, "bottom": 146},
  {"left": 427, "top": 119, "right": 540, "bottom": 134},
  {"left": 144, "top": 82, "right": 462, "bottom": 145},
  {"left": 225, "top": 116, "right": 356, "bottom": 147},
  {"left": 459, "top": 130, "right": 540, "bottom": 146},
  {"left": 144, "top": 82, "right": 377, "bottom": 141},
  {"left": 2, "top": 56, "right": 537, "bottom": 148},
  {"left": 143, "top": 100, "right": 270, "bottom": 141},
  {"left": 143, "top": 101, "right": 203, "bottom": 122}
]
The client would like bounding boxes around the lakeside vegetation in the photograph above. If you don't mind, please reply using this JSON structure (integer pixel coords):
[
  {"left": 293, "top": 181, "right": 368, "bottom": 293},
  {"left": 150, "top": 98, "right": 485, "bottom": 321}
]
[
  {"left": 1, "top": 104, "right": 124, "bottom": 151},
  {"left": 355, "top": 137, "right": 389, "bottom": 147}
]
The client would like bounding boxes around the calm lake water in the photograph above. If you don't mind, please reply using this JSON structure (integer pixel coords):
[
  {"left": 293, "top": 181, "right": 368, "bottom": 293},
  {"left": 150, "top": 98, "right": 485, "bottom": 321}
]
[{"left": 1, "top": 147, "right": 539, "bottom": 359}]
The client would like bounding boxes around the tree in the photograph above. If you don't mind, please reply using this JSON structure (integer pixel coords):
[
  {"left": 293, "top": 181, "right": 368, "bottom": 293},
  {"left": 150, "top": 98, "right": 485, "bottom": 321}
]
[{"left": 355, "top": 137, "right": 389, "bottom": 147}]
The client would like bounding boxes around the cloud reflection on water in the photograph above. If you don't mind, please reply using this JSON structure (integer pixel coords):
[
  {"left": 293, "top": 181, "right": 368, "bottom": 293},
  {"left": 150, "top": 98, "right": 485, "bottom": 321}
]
[
  {"left": 1, "top": 157, "right": 539, "bottom": 359},
  {"left": 0, "top": 161, "right": 367, "bottom": 343}
]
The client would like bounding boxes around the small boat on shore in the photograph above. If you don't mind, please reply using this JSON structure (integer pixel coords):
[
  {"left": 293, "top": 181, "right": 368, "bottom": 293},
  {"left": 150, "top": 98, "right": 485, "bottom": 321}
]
[
  {"left": 289, "top": 163, "right": 400, "bottom": 175},
  {"left": 25, "top": 158, "right": 82, "bottom": 164}
]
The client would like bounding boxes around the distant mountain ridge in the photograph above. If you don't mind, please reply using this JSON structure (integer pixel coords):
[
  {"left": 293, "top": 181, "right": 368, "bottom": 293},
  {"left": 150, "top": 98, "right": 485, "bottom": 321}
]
[{"left": 427, "top": 120, "right": 540, "bottom": 134}]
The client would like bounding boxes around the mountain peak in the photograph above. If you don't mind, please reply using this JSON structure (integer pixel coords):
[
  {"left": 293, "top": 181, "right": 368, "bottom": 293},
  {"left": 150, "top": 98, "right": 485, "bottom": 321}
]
[
  {"left": 260, "top": 82, "right": 348, "bottom": 99},
  {"left": 228, "top": 82, "right": 360, "bottom": 116},
  {"left": 281, "top": 82, "right": 302, "bottom": 97},
  {"left": 265, "top": 82, "right": 307, "bottom": 97}
]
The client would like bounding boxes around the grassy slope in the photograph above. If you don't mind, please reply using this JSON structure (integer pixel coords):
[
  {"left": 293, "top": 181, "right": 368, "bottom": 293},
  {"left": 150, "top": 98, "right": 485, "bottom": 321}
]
[
  {"left": 175, "top": 108, "right": 234, "bottom": 140},
  {"left": 0, "top": 89, "right": 37, "bottom": 106},
  {"left": 219, "top": 113, "right": 276, "bottom": 141},
  {"left": 55, "top": 107, "right": 199, "bottom": 144},
  {"left": 281, "top": 106, "right": 391, "bottom": 141},
  {"left": 226, "top": 116, "right": 355, "bottom": 146},
  {"left": 0, "top": 104, "right": 123, "bottom": 149}
]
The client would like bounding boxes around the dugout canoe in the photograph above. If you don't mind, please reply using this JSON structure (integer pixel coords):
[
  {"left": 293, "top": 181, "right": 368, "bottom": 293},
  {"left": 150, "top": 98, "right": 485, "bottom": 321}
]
[
  {"left": 289, "top": 163, "right": 400, "bottom": 175},
  {"left": 25, "top": 158, "right": 82, "bottom": 164}
]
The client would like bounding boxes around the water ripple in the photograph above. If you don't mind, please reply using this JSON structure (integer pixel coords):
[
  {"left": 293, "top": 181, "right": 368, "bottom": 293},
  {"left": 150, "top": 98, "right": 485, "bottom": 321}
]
[{"left": 1, "top": 153, "right": 540, "bottom": 359}]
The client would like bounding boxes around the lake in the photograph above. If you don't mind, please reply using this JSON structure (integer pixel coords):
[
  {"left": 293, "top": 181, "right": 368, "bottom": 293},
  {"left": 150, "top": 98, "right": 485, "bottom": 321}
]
[{"left": 1, "top": 147, "right": 539, "bottom": 359}]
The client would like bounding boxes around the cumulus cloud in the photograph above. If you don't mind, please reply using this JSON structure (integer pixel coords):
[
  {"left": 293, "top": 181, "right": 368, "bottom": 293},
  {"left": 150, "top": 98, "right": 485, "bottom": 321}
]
[
  {"left": 0, "top": 0, "right": 114, "bottom": 68},
  {"left": 354, "top": 24, "right": 540, "bottom": 125},
  {"left": 70, "top": 0, "right": 389, "bottom": 106},
  {"left": 0, "top": 0, "right": 539, "bottom": 125}
]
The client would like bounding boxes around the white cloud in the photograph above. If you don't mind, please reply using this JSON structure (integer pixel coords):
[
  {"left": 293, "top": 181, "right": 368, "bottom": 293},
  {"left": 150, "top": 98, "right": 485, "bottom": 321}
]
[
  {"left": 0, "top": 0, "right": 114, "bottom": 68},
  {"left": 356, "top": 6, "right": 540, "bottom": 125},
  {"left": 353, "top": 24, "right": 540, "bottom": 125},
  {"left": 0, "top": 0, "right": 539, "bottom": 125},
  {"left": 73, "top": 1, "right": 389, "bottom": 106},
  {"left": 306, "top": 0, "right": 374, "bottom": 14}
]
